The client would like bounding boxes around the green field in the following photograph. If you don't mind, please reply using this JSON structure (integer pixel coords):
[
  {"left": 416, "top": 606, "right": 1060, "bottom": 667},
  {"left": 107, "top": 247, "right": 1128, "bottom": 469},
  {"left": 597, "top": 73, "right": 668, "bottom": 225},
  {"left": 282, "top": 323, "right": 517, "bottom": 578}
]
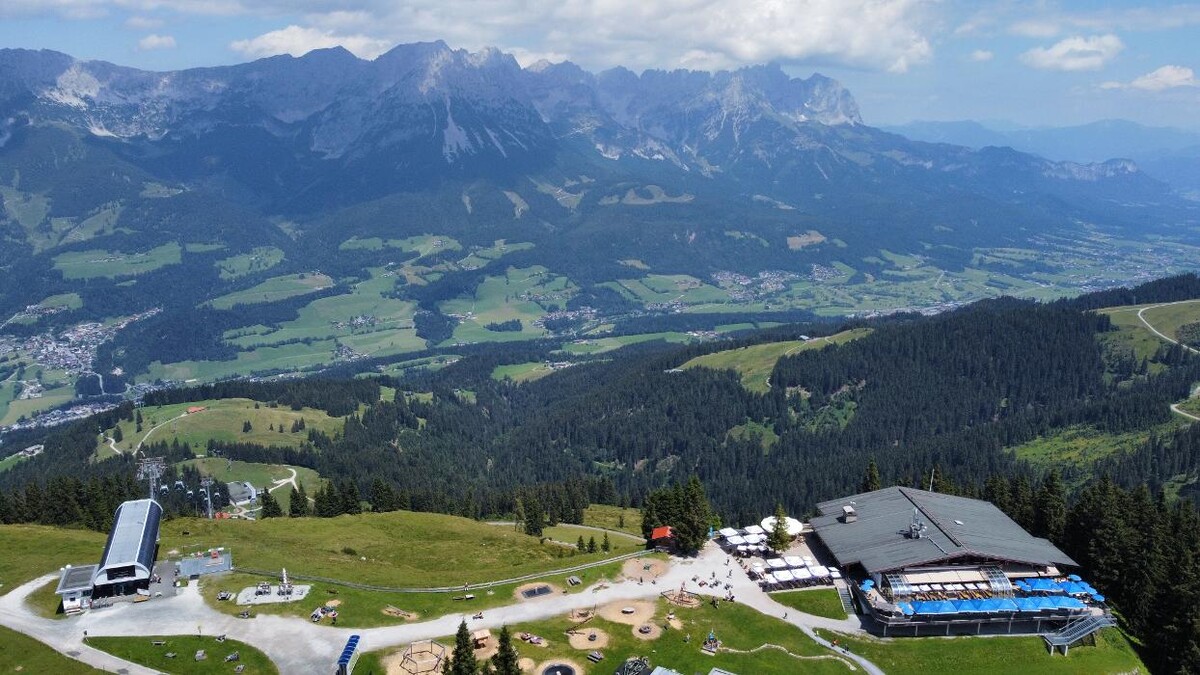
[
  {"left": 442, "top": 266, "right": 575, "bottom": 344},
  {"left": 216, "top": 246, "right": 285, "bottom": 279},
  {"left": 375, "top": 598, "right": 850, "bottom": 675},
  {"left": 815, "top": 627, "right": 1145, "bottom": 675},
  {"left": 491, "top": 361, "right": 559, "bottom": 383},
  {"left": 161, "top": 511, "right": 626, "bottom": 589},
  {"left": 1097, "top": 303, "right": 1181, "bottom": 366},
  {"left": 90, "top": 635, "right": 277, "bottom": 675},
  {"left": 681, "top": 328, "right": 872, "bottom": 393},
  {"left": 340, "top": 234, "right": 462, "bottom": 258},
  {"left": 456, "top": 240, "right": 535, "bottom": 269},
  {"left": 1008, "top": 423, "right": 1178, "bottom": 483},
  {"left": 26, "top": 578, "right": 68, "bottom": 619},
  {"left": 96, "top": 398, "right": 344, "bottom": 457},
  {"left": 607, "top": 274, "right": 732, "bottom": 306},
  {"left": 771, "top": 589, "right": 848, "bottom": 620},
  {"left": 201, "top": 557, "right": 634, "bottom": 628},
  {"left": 0, "top": 524, "right": 106, "bottom": 591},
  {"left": 224, "top": 268, "right": 424, "bottom": 359},
  {"left": 0, "top": 625, "right": 103, "bottom": 674},
  {"left": 0, "top": 372, "right": 75, "bottom": 427},
  {"left": 181, "top": 458, "right": 321, "bottom": 513},
  {"left": 581, "top": 505, "right": 643, "bottom": 536},
  {"left": 53, "top": 242, "right": 182, "bottom": 279},
  {"left": 208, "top": 272, "right": 334, "bottom": 309},
  {"left": 727, "top": 420, "right": 780, "bottom": 450},
  {"left": 541, "top": 524, "right": 645, "bottom": 553},
  {"left": 561, "top": 332, "right": 697, "bottom": 356}
]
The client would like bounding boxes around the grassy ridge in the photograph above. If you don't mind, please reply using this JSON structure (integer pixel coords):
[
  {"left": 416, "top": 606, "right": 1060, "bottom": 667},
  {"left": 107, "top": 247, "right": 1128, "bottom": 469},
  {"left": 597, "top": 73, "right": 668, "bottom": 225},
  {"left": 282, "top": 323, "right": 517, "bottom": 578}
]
[
  {"left": 581, "top": 505, "right": 643, "bottom": 536},
  {"left": 816, "top": 628, "right": 1145, "bottom": 675},
  {"left": 0, "top": 524, "right": 106, "bottom": 590},
  {"left": 0, "top": 626, "right": 102, "bottom": 674},
  {"left": 96, "top": 398, "right": 343, "bottom": 457},
  {"left": 682, "top": 328, "right": 871, "bottom": 393},
  {"left": 1139, "top": 300, "right": 1200, "bottom": 342},
  {"left": 90, "top": 635, "right": 277, "bottom": 675},
  {"left": 208, "top": 273, "right": 333, "bottom": 309},
  {"left": 52, "top": 242, "right": 181, "bottom": 279},
  {"left": 160, "top": 511, "right": 624, "bottom": 588}
]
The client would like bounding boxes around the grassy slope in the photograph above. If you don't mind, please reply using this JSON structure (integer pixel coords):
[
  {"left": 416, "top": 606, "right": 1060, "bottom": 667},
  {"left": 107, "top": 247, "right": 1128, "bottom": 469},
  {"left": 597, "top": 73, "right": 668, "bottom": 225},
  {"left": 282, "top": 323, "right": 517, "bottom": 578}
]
[
  {"left": 160, "top": 511, "right": 626, "bottom": 588},
  {"left": 1138, "top": 300, "right": 1200, "bottom": 342},
  {"left": 816, "top": 628, "right": 1145, "bottom": 675},
  {"left": 90, "top": 635, "right": 277, "bottom": 675},
  {"left": 208, "top": 273, "right": 333, "bottom": 309},
  {"left": 200, "top": 558, "right": 634, "bottom": 629},
  {"left": 52, "top": 242, "right": 181, "bottom": 279},
  {"left": 0, "top": 626, "right": 103, "bottom": 674},
  {"left": 681, "top": 328, "right": 872, "bottom": 393},
  {"left": 581, "top": 505, "right": 643, "bottom": 536},
  {"left": 97, "top": 398, "right": 343, "bottom": 457},
  {"left": 1008, "top": 422, "right": 1180, "bottom": 484},
  {"left": 0, "top": 524, "right": 106, "bottom": 591},
  {"left": 771, "top": 589, "right": 848, "bottom": 620},
  {"left": 180, "top": 458, "right": 321, "bottom": 512}
]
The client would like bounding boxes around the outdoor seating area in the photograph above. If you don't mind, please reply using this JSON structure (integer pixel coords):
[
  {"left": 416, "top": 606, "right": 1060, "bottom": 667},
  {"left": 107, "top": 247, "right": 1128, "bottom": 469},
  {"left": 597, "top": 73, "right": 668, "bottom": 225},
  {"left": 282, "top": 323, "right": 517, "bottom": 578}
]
[
  {"left": 754, "top": 557, "right": 841, "bottom": 589},
  {"left": 715, "top": 526, "right": 770, "bottom": 555}
]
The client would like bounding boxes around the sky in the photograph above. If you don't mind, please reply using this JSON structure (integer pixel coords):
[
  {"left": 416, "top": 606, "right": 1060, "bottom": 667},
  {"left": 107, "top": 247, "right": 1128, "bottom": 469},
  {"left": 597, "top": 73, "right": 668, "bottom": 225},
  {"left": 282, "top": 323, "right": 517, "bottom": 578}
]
[{"left": 1, "top": 0, "right": 1197, "bottom": 130}]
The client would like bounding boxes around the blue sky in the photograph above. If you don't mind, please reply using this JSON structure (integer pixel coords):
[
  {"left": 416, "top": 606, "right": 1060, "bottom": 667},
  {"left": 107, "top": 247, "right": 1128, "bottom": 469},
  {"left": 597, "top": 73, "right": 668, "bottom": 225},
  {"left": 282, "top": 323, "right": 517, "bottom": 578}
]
[{"left": 1, "top": 0, "right": 1197, "bottom": 130}]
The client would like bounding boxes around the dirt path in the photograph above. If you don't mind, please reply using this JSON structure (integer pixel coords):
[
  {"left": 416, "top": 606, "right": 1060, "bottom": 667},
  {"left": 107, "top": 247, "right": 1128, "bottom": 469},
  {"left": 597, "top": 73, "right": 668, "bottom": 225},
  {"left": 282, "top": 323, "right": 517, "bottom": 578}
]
[
  {"left": 267, "top": 467, "right": 299, "bottom": 494},
  {"left": 136, "top": 411, "right": 193, "bottom": 452},
  {"left": 1135, "top": 300, "right": 1200, "bottom": 355}
]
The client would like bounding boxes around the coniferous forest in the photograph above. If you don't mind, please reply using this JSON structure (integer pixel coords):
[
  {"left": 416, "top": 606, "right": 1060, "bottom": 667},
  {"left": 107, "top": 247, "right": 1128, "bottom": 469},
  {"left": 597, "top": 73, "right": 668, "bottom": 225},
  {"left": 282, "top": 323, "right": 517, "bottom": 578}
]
[{"left": 4, "top": 275, "right": 1200, "bottom": 671}]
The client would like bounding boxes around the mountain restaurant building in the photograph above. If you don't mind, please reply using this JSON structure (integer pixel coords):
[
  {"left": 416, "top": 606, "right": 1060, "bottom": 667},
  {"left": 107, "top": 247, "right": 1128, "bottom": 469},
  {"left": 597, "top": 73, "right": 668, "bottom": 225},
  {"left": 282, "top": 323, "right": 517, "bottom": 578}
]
[{"left": 809, "top": 487, "right": 1113, "bottom": 638}]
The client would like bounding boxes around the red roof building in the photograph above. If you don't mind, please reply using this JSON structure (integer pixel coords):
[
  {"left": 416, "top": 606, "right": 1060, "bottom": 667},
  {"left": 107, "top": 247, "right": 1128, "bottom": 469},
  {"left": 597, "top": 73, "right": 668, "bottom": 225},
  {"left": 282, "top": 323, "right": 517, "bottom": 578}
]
[{"left": 650, "top": 526, "right": 675, "bottom": 541}]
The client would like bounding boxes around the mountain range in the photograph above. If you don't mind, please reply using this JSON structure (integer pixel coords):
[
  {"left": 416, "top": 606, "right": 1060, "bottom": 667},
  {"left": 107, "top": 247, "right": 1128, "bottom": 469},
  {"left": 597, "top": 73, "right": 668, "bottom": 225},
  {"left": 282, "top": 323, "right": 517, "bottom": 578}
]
[{"left": 0, "top": 41, "right": 1198, "bottom": 401}]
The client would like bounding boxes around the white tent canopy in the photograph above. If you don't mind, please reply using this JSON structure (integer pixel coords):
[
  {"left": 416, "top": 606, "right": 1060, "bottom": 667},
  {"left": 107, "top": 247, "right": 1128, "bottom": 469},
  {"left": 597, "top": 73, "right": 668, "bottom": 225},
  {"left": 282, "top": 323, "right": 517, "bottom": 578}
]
[
  {"left": 743, "top": 525, "right": 766, "bottom": 535},
  {"left": 761, "top": 516, "right": 804, "bottom": 537},
  {"left": 767, "top": 558, "right": 787, "bottom": 569},
  {"left": 784, "top": 556, "right": 804, "bottom": 568},
  {"left": 718, "top": 527, "right": 739, "bottom": 538},
  {"left": 725, "top": 535, "right": 747, "bottom": 546}
]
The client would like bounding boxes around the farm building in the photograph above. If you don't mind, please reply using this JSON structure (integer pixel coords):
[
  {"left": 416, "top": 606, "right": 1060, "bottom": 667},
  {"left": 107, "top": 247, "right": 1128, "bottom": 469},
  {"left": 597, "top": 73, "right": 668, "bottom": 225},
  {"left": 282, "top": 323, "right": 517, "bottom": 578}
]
[{"left": 810, "top": 487, "right": 1113, "bottom": 641}]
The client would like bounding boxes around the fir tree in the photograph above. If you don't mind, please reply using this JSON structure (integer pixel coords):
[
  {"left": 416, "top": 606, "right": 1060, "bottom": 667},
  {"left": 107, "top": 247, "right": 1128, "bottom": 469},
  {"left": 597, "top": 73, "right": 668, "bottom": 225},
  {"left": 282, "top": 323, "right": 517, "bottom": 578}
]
[
  {"left": 491, "top": 625, "right": 520, "bottom": 675},
  {"left": 1034, "top": 469, "right": 1066, "bottom": 543},
  {"left": 576, "top": 536, "right": 586, "bottom": 552},
  {"left": 522, "top": 494, "right": 544, "bottom": 537},
  {"left": 259, "top": 490, "right": 283, "bottom": 518},
  {"left": 861, "top": 457, "right": 881, "bottom": 492},
  {"left": 449, "top": 619, "right": 478, "bottom": 675},
  {"left": 768, "top": 503, "right": 791, "bottom": 553},
  {"left": 587, "top": 536, "right": 597, "bottom": 553},
  {"left": 602, "top": 532, "right": 611, "bottom": 552}
]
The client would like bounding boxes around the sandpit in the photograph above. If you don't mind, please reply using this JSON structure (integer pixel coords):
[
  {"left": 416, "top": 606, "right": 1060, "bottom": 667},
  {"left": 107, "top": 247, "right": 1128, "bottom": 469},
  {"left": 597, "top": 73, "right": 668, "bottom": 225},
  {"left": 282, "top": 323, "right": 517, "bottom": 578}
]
[
  {"left": 598, "top": 600, "right": 655, "bottom": 626},
  {"left": 518, "top": 657, "right": 536, "bottom": 673},
  {"left": 514, "top": 581, "right": 562, "bottom": 601},
  {"left": 633, "top": 623, "right": 663, "bottom": 641},
  {"left": 622, "top": 557, "right": 668, "bottom": 581},
  {"left": 568, "top": 627, "right": 610, "bottom": 650},
  {"left": 667, "top": 617, "right": 683, "bottom": 630},
  {"left": 474, "top": 635, "right": 499, "bottom": 660},
  {"left": 535, "top": 659, "right": 585, "bottom": 675}
]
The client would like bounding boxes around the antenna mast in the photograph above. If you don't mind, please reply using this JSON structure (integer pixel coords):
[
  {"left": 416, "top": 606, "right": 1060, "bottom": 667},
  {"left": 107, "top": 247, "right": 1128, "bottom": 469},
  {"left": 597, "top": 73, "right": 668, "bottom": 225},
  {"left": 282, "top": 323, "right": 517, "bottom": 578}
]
[{"left": 136, "top": 456, "right": 166, "bottom": 500}]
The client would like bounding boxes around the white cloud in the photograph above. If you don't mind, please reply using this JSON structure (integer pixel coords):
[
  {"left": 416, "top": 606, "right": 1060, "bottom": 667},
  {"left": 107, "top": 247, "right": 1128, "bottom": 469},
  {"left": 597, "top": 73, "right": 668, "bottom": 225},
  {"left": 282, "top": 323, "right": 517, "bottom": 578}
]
[
  {"left": 137, "top": 33, "right": 176, "bottom": 50},
  {"left": 221, "top": 0, "right": 935, "bottom": 73},
  {"left": 125, "top": 15, "right": 164, "bottom": 29},
  {"left": 969, "top": 49, "right": 994, "bottom": 62},
  {"left": 1009, "top": 20, "right": 1059, "bottom": 38},
  {"left": 1102, "top": 65, "right": 1198, "bottom": 92},
  {"left": 229, "top": 25, "right": 391, "bottom": 60},
  {"left": 1020, "top": 34, "right": 1123, "bottom": 72}
]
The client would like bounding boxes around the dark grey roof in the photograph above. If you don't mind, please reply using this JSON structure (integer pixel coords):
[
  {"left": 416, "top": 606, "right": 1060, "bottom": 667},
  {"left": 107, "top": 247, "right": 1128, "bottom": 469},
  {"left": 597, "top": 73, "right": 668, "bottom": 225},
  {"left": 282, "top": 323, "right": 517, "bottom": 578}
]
[
  {"left": 810, "top": 487, "right": 1077, "bottom": 574},
  {"left": 56, "top": 564, "right": 98, "bottom": 595},
  {"left": 93, "top": 499, "right": 162, "bottom": 586}
]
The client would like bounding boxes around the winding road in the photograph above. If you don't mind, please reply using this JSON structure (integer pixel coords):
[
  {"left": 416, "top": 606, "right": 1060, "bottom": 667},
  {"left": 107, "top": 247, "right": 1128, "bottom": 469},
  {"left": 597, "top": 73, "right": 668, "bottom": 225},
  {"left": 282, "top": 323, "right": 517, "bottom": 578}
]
[
  {"left": 1132, "top": 300, "right": 1200, "bottom": 421},
  {"left": 0, "top": 544, "right": 882, "bottom": 675}
]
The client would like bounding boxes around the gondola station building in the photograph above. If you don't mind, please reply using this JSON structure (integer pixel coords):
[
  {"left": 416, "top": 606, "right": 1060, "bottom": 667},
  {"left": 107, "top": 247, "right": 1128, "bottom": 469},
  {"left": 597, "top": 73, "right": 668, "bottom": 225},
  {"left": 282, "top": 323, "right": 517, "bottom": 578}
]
[
  {"left": 55, "top": 498, "right": 163, "bottom": 611},
  {"left": 809, "top": 487, "right": 1114, "bottom": 643}
]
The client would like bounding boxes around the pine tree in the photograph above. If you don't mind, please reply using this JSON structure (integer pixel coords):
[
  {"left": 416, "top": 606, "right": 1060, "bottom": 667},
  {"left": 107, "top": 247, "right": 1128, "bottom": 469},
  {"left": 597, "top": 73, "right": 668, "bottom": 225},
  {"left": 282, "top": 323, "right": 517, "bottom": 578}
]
[
  {"left": 587, "top": 536, "right": 597, "bottom": 553},
  {"left": 341, "top": 480, "right": 362, "bottom": 515},
  {"left": 861, "top": 457, "right": 881, "bottom": 492},
  {"left": 768, "top": 503, "right": 791, "bottom": 553},
  {"left": 512, "top": 497, "right": 526, "bottom": 532},
  {"left": 1034, "top": 469, "right": 1066, "bottom": 542},
  {"left": 449, "top": 619, "right": 478, "bottom": 675},
  {"left": 491, "top": 625, "right": 520, "bottom": 675},
  {"left": 259, "top": 490, "right": 283, "bottom": 518},
  {"left": 242, "top": 420, "right": 252, "bottom": 433},
  {"left": 576, "top": 536, "right": 586, "bottom": 552},
  {"left": 370, "top": 478, "right": 396, "bottom": 512},
  {"left": 602, "top": 532, "right": 611, "bottom": 552},
  {"left": 112, "top": 426, "right": 123, "bottom": 443},
  {"left": 289, "top": 485, "right": 310, "bottom": 517},
  {"left": 522, "top": 494, "right": 544, "bottom": 537}
]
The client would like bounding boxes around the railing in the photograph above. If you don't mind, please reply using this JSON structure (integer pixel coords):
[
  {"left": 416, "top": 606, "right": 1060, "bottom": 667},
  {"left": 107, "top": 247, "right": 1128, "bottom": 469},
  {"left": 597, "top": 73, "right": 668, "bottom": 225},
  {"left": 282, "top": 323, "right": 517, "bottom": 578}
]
[
  {"left": 1044, "top": 615, "right": 1117, "bottom": 647},
  {"left": 233, "top": 549, "right": 653, "bottom": 593}
]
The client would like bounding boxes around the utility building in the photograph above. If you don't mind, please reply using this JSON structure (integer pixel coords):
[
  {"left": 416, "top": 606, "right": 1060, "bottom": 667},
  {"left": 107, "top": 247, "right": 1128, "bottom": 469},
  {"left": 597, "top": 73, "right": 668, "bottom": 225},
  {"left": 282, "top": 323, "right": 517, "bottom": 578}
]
[{"left": 90, "top": 498, "right": 163, "bottom": 597}]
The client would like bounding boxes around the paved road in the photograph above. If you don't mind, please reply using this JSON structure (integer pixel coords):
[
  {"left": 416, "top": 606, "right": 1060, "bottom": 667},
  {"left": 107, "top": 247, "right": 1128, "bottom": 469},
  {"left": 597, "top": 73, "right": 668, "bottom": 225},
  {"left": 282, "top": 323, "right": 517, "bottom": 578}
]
[{"left": 0, "top": 545, "right": 882, "bottom": 674}]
